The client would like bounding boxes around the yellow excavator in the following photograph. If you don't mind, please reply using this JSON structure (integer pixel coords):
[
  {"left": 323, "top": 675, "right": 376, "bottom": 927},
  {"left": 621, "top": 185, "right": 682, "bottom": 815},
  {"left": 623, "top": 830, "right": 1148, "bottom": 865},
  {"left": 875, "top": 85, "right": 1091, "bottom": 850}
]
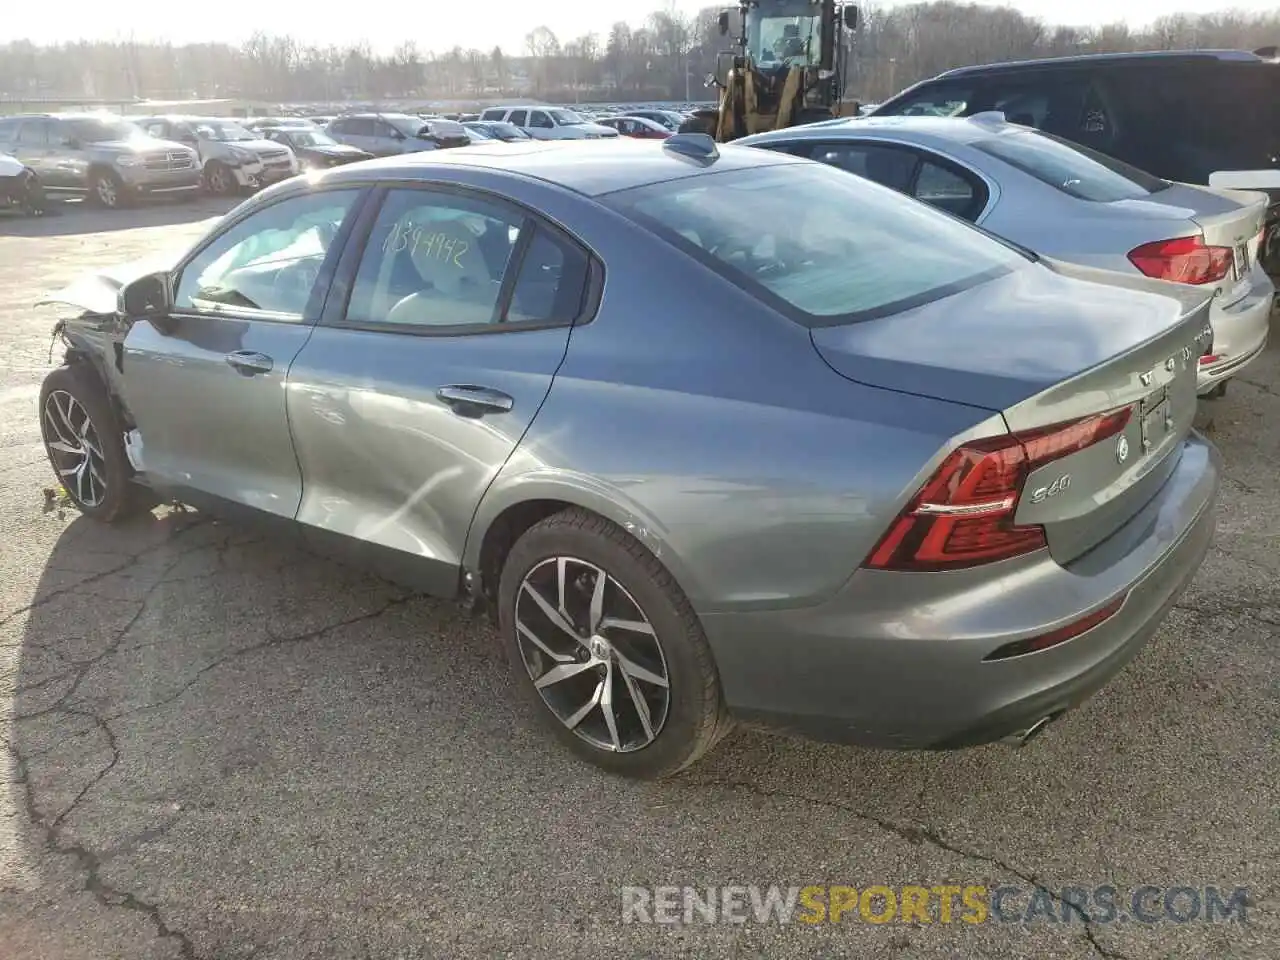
[{"left": 681, "top": 0, "right": 860, "bottom": 142}]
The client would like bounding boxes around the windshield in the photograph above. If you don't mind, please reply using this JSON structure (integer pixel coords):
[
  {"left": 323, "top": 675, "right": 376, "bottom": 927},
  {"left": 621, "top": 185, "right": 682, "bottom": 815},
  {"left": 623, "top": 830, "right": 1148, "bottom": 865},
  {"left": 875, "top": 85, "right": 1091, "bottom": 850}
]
[
  {"left": 284, "top": 131, "right": 338, "bottom": 147},
  {"left": 749, "top": 5, "right": 822, "bottom": 68},
  {"left": 193, "top": 120, "right": 256, "bottom": 142},
  {"left": 606, "top": 163, "right": 1028, "bottom": 326},
  {"left": 387, "top": 116, "right": 426, "bottom": 137},
  {"left": 549, "top": 109, "right": 587, "bottom": 125},
  {"left": 66, "top": 118, "right": 145, "bottom": 143},
  {"left": 973, "top": 129, "right": 1170, "bottom": 202}
]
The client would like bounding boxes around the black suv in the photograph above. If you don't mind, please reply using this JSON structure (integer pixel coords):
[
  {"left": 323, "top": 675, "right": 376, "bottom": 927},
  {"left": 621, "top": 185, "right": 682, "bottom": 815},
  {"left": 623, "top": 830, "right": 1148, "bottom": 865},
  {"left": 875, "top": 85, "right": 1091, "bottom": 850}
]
[{"left": 870, "top": 49, "right": 1280, "bottom": 268}]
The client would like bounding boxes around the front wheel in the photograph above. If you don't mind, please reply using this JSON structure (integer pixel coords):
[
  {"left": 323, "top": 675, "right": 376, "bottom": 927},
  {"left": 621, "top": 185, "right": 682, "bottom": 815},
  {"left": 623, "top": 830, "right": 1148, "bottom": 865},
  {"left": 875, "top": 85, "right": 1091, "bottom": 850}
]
[
  {"left": 203, "top": 162, "right": 236, "bottom": 196},
  {"left": 89, "top": 169, "right": 128, "bottom": 208},
  {"left": 39, "top": 365, "right": 154, "bottom": 523},
  {"left": 498, "top": 508, "right": 731, "bottom": 779}
]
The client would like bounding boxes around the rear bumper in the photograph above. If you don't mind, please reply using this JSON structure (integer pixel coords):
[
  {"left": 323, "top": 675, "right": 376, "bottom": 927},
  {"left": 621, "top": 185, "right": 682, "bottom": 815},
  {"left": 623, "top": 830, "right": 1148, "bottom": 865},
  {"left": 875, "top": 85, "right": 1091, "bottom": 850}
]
[
  {"left": 1198, "top": 270, "right": 1275, "bottom": 393},
  {"left": 700, "top": 434, "right": 1220, "bottom": 749}
]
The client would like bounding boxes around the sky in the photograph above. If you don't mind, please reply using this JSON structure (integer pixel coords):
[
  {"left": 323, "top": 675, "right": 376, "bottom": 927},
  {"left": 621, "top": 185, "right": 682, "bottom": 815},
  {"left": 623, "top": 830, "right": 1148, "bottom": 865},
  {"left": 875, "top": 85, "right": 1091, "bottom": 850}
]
[{"left": 5, "top": 0, "right": 1277, "bottom": 55}]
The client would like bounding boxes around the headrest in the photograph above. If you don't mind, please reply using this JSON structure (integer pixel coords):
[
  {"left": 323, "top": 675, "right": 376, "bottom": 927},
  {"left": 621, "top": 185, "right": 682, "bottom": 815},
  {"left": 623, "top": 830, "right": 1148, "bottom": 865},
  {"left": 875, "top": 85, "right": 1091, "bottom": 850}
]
[{"left": 402, "top": 217, "right": 488, "bottom": 296}]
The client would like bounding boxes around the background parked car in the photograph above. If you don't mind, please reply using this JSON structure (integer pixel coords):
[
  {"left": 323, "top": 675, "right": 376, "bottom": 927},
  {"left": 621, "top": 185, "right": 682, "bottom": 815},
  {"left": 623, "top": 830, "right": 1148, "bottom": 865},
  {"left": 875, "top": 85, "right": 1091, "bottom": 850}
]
[
  {"left": 244, "top": 117, "right": 318, "bottom": 133},
  {"left": 740, "top": 114, "right": 1274, "bottom": 398},
  {"left": 325, "top": 113, "right": 470, "bottom": 156},
  {"left": 463, "top": 121, "right": 533, "bottom": 142},
  {"left": 39, "top": 137, "right": 1219, "bottom": 779},
  {"left": 868, "top": 49, "right": 1280, "bottom": 273},
  {"left": 597, "top": 116, "right": 673, "bottom": 140},
  {"left": 622, "top": 109, "right": 686, "bottom": 131},
  {"left": 477, "top": 105, "right": 620, "bottom": 139},
  {"left": 258, "top": 126, "right": 373, "bottom": 170},
  {"left": 0, "top": 113, "right": 200, "bottom": 208},
  {"left": 0, "top": 151, "right": 46, "bottom": 215},
  {"left": 133, "top": 116, "right": 298, "bottom": 196}
]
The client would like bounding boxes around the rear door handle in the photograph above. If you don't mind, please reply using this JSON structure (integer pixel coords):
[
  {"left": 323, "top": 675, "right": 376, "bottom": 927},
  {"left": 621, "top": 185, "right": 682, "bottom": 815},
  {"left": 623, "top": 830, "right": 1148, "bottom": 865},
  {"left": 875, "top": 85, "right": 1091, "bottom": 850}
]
[
  {"left": 436, "top": 385, "right": 514, "bottom": 415},
  {"left": 225, "top": 350, "right": 274, "bottom": 376}
]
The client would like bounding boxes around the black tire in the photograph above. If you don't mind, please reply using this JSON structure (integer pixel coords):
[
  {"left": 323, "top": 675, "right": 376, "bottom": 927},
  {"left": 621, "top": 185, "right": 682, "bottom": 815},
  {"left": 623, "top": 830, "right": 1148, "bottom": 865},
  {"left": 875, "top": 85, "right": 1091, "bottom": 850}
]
[
  {"left": 88, "top": 168, "right": 129, "bottom": 209},
  {"left": 39, "top": 364, "right": 155, "bottom": 523},
  {"left": 203, "top": 161, "right": 235, "bottom": 197},
  {"left": 498, "top": 507, "right": 731, "bottom": 779}
]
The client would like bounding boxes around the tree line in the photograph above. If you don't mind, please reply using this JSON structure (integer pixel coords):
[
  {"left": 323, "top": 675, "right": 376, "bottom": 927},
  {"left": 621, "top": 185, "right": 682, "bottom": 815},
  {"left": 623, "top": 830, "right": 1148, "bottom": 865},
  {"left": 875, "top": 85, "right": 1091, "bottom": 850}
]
[{"left": 1, "top": 4, "right": 1277, "bottom": 106}]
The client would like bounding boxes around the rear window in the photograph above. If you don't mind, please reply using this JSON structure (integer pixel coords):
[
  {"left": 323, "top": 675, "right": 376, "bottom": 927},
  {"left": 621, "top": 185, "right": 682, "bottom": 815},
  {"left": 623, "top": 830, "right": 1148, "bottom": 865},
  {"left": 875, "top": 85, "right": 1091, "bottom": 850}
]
[
  {"left": 605, "top": 162, "right": 1028, "bottom": 326},
  {"left": 972, "top": 129, "right": 1169, "bottom": 202}
]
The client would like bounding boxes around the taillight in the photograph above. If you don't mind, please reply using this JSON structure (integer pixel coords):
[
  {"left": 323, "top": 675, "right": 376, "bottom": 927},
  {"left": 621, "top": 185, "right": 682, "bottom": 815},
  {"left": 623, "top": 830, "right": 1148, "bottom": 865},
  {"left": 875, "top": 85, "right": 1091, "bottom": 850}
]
[
  {"left": 1127, "top": 235, "right": 1232, "bottom": 285},
  {"left": 865, "top": 408, "right": 1132, "bottom": 572}
]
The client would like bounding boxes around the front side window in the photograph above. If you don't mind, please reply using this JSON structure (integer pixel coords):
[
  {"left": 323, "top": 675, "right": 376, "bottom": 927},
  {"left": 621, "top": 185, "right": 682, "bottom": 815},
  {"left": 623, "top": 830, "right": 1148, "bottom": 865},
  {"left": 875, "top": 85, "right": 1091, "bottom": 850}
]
[
  {"left": 547, "top": 109, "right": 585, "bottom": 126},
  {"left": 606, "top": 162, "right": 1027, "bottom": 325},
  {"left": 972, "top": 129, "right": 1168, "bottom": 202},
  {"left": 344, "top": 188, "right": 589, "bottom": 330},
  {"left": 17, "top": 121, "right": 50, "bottom": 146},
  {"left": 747, "top": 4, "right": 822, "bottom": 68},
  {"left": 529, "top": 111, "right": 554, "bottom": 129},
  {"left": 175, "top": 189, "right": 361, "bottom": 321}
]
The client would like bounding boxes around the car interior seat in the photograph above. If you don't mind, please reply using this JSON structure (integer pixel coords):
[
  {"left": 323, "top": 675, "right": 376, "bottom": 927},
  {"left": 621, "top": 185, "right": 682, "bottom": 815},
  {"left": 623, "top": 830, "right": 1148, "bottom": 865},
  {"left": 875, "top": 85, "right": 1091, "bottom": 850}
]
[{"left": 385, "top": 219, "right": 500, "bottom": 325}]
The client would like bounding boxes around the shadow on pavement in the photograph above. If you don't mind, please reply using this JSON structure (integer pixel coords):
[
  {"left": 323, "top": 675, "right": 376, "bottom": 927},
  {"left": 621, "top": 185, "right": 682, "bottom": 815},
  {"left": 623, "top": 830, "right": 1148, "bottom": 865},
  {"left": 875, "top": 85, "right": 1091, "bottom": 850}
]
[
  {"left": 3, "top": 494, "right": 1275, "bottom": 957},
  {"left": 0, "top": 197, "right": 238, "bottom": 238}
]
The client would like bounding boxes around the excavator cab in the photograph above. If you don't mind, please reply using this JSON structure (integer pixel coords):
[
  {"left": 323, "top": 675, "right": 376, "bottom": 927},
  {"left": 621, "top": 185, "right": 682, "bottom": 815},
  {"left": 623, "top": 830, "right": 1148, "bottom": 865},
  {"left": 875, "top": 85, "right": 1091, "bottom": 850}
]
[{"left": 684, "top": 0, "right": 859, "bottom": 142}]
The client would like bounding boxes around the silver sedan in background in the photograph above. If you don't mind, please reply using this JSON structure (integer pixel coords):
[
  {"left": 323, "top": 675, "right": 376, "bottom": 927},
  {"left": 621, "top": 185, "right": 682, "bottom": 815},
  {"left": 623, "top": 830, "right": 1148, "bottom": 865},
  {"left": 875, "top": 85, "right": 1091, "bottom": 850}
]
[{"left": 740, "top": 114, "right": 1276, "bottom": 397}]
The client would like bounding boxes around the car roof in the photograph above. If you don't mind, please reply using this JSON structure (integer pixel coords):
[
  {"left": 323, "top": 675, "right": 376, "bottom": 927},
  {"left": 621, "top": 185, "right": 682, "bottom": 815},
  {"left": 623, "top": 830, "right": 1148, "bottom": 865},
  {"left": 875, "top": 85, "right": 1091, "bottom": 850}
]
[
  {"left": 938, "top": 48, "right": 1269, "bottom": 79},
  {"left": 751, "top": 114, "right": 1020, "bottom": 147},
  {"left": 320, "top": 137, "right": 802, "bottom": 197}
]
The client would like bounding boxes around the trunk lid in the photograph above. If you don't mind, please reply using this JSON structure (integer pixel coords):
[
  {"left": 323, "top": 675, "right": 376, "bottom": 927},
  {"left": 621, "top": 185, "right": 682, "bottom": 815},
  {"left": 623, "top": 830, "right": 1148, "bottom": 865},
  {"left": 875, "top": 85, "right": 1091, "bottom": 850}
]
[
  {"left": 812, "top": 257, "right": 1214, "bottom": 564},
  {"left": 1184, "top": 185, "right": 1269, "bottom": 305}
]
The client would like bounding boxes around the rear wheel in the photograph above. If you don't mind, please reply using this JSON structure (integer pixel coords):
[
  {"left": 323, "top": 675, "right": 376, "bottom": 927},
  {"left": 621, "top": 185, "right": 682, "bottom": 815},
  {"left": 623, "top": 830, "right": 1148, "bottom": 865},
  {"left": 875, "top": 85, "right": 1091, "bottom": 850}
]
[
  {"left": 39, "top": 365, "right": 154, "bottom": 523},
  {"left": 498, "top": 508, "right": 730, "bottom": 779}
]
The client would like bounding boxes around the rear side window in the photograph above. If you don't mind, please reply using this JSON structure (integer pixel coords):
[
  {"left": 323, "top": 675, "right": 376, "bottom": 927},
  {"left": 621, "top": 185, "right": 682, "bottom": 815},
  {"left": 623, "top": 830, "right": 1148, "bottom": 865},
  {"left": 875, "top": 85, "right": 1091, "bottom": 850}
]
[
  {"left": 509, "top": 110, "right": 529, "bottom": 126},
  {"left": 480, "top": 108, "right": 504, "bottom": 122},
  {"left": 0, "top": 118, "right": 20, "bottom": 142},
  {"left": 972, "top": 129, "right": 1168, "bottom": 202},
  {"left": 605, "top": 162, "right": 1027, "bottom": 326},
  {"left": 346, "top": 118, "right": 376, "bottom": 136},
  {"left": 807, "top": 142, "right": 918, "bottom": 192}
]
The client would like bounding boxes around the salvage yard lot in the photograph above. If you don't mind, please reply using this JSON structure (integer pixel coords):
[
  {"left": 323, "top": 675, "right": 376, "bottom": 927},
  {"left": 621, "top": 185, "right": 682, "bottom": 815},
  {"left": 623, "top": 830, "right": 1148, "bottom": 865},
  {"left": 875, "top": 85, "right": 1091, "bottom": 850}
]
[{"left": 0, "top": 200, "right": 1277, "bottom": 959}]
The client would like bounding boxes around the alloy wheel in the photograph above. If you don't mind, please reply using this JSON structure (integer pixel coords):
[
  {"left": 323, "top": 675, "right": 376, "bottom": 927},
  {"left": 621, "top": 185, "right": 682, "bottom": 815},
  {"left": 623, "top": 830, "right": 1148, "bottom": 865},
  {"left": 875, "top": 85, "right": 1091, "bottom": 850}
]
[
  {"left": 95, "top": 176, "right": 117, "bottom": 207},
  {"left": 43, "top": 390, "right": 107, "bottom": 507},
  {"left": 515, "top": 556, "right": 670, "bottom": 753},
  {"left": 207, "top": 167, "right": 229, "bottom": 194}
]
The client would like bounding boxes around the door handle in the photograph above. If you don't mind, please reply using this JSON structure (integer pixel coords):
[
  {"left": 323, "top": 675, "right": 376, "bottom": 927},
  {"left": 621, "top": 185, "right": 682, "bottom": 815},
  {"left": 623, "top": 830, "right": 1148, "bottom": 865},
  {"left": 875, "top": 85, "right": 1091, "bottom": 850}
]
[
  {"left": 225, "top": 350, "right": 274, "bottom": 376},
  {"left": 436, "top": 385, "right": 514, "bottom": 415}
]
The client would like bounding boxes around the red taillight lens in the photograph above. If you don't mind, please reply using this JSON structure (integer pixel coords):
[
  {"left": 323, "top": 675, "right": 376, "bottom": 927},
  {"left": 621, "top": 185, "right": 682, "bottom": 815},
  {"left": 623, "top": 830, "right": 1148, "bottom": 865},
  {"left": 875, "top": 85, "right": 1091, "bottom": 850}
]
[
  {"left": 865, "top": 408, "right": 1132, "bottom": 572},
  {"left": 1127, "top": 235, "right": 1232, "bottom": 285}
]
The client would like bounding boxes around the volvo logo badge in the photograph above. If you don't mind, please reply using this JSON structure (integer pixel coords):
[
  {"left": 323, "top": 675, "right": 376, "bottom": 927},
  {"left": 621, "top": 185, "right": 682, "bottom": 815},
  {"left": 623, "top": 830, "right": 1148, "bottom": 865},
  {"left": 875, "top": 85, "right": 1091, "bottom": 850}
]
[{"left": 1116, "top": 436, "right": 1130, "bottom": 464}]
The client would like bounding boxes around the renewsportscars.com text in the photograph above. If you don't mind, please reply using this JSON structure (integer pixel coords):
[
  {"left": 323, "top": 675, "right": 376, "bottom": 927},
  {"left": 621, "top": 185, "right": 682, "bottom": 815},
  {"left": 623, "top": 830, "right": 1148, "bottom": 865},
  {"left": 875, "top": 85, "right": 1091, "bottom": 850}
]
[{"left": 621, "top": 884, "right": 1250, "bottom": 925}]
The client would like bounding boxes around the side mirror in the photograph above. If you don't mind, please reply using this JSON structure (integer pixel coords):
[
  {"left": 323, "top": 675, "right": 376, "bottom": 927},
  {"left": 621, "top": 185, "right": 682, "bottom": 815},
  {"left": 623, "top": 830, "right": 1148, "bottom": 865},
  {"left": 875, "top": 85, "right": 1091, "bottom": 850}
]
[
  {"left": 118, "top": 272, "right": 172, "bottom": 321},
  {"left": 843, "top": 4, "right": 859, "bottom": 29},
  {"left": 715, "top": 51, "right": 735, "bottom": 87}
]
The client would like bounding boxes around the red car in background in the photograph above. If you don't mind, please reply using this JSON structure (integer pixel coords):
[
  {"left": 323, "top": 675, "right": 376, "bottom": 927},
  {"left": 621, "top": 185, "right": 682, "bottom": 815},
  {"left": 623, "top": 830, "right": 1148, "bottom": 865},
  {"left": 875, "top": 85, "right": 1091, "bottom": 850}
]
[{"left": 597, "top": 116, "right": 673, "bottom": 140}]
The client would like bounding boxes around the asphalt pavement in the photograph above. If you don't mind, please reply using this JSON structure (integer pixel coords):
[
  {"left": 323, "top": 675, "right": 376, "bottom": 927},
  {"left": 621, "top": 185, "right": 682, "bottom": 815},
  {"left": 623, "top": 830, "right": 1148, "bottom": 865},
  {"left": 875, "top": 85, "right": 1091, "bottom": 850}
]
[{"left": 0, "top": 197, "right": 1276, "bottom": 959}]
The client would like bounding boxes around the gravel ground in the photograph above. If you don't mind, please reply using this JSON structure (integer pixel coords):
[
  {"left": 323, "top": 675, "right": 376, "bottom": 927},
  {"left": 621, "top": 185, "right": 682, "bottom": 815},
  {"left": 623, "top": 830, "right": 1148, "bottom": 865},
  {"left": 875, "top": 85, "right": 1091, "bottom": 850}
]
[{"left": 0, "top": 198, "right": 1277, "bottom": 960}]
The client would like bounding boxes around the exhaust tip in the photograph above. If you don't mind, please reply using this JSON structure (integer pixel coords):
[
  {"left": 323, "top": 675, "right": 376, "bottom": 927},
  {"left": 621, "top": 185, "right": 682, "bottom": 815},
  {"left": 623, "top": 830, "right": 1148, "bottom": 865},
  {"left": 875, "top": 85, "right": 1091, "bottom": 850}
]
[{"left": 999, "top": 713, "right": 1060, "bottom": 747}]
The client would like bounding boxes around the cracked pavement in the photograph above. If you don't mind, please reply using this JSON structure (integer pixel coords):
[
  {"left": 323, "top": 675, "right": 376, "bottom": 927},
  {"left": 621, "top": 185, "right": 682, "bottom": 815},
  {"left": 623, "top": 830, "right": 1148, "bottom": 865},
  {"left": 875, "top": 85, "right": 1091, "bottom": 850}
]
[{"left": 1, "top": 200, "right": 1278, "bottom": 959}]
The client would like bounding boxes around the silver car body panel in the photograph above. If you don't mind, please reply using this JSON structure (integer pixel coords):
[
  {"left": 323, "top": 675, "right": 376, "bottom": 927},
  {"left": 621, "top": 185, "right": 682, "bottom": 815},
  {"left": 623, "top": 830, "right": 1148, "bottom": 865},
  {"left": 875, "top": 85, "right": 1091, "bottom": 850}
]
[{"left": 738, "top": 117, "right": 1276, "bottom": 393}]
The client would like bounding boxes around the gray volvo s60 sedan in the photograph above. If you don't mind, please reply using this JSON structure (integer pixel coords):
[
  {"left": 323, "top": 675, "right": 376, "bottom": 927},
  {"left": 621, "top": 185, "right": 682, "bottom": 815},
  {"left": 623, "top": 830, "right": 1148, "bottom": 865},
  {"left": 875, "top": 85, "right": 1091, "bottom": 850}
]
[{"left": 37, "top": 135, "right": 1220, "bottom": 778}]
